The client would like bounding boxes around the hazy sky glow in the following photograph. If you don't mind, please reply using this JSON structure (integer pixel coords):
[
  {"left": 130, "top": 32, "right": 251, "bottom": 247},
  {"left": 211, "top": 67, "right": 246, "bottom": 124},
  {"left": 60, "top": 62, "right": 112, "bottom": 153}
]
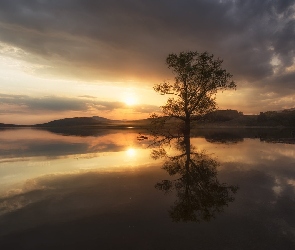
[{"left": 0, "top": 0, "right": 294, "bottom": 124}]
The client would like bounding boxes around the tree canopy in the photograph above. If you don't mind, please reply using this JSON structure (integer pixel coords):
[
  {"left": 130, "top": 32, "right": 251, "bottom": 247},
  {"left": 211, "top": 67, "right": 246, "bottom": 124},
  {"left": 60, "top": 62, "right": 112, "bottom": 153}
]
[{"left": 153, "top": 51, "right": 236, "bottom": 126}]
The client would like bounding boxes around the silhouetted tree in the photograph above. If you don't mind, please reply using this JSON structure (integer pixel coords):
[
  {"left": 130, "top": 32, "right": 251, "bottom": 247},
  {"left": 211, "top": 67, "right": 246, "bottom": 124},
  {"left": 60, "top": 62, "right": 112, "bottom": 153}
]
[
  {"left": 151, "top": 51, "right": 236, "bottom": 136},
  {"left": 149, "top": 51, "right": 238, "bottom": 221}
]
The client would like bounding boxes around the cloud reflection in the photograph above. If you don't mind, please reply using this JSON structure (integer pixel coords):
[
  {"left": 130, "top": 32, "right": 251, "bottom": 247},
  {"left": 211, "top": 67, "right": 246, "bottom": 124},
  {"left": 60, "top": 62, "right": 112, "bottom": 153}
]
[
  {"left": 0, "top": 129, "right": 295, "bottom": 248},
  {"left": 0, "top": 128, "right": 139, "bottom": 160}
]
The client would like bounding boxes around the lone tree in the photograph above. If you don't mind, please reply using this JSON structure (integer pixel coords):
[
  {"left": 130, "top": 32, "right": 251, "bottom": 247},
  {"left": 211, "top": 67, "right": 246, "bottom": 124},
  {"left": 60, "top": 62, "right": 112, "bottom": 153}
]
[{"left": 152, "top": 51, "right": 236, "bottom": 135}]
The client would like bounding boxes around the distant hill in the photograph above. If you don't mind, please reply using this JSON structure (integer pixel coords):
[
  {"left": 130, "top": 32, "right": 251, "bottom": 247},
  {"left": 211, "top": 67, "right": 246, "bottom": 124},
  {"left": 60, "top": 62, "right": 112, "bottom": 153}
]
[
  {"left": 0, "top": 123, "right": 21, "bottom": 127},
  {"left": 255, "top": 109, "right": 295, "bottom": 127},
  {"left": 35, "top": 116, "right": 111, "bottom": 127},
  {"left": 35, "top": 109, "right": 295, "bottom": 128},
  {"left": 3, "top": 108, "right": 295, "bottom": 129},
  {"left": 92, "top": 116, "right": 112, "bottom": 122}
]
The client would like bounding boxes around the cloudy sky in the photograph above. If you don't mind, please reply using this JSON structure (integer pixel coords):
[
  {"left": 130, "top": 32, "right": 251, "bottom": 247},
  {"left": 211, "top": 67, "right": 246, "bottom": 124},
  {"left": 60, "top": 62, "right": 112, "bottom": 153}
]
[{"left": 0, "top": 0, "right": 294, "bottom": 124}]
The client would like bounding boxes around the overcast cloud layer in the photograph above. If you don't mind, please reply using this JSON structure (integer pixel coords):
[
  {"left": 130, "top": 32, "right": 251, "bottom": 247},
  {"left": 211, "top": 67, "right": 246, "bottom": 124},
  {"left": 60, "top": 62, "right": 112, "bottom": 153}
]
[
  {"left": 0, "top": 0, "right": 294, "bottom": 118},
  {"left": 0, "top": 93, "right": 159, "bottom": 124}
]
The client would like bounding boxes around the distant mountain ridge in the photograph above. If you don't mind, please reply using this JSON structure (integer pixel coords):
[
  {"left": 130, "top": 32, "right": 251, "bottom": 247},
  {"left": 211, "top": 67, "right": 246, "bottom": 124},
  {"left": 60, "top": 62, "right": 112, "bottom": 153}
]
[
  {"left": 2, "top": 108, "right": 295, "bottom": 128},
  {"left": 0, "top": 123, "right": 22, "bottom": 127},
  {"left": 35, "top": 116, "right": 111, "bottom": 127}
]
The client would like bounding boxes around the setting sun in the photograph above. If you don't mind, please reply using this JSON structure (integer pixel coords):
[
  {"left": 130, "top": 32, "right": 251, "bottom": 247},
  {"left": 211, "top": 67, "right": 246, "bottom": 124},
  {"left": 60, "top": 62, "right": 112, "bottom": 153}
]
[{"left": 123, "top": 94, "right": 138, "bottom": 106}]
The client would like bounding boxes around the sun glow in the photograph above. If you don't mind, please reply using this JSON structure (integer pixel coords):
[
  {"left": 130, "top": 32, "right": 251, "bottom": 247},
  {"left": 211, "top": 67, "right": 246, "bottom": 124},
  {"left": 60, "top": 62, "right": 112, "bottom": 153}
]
[
  {"left": 126, "top": 148, "right": 136, "bottom": 157},
  {"left": 123, "top": 93, "right": 138, "bottom": 106}
]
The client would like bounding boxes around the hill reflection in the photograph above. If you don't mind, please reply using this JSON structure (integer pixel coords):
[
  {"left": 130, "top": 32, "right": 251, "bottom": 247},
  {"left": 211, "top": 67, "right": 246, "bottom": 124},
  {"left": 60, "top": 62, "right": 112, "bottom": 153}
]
[{"left": 37, "top": 126, "right": 295, "bottom": 145}]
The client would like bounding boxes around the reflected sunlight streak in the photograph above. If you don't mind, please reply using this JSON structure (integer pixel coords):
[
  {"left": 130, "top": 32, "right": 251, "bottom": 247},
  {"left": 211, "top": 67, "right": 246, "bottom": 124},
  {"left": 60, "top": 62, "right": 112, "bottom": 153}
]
[{"left": 126, "top": 148, "right": 136, "bottom": 157}]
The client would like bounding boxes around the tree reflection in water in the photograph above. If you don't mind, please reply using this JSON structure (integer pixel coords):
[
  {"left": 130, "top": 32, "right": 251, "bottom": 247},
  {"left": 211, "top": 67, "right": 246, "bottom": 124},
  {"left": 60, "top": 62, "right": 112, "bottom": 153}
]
[{"left": 151, "top": 132, "right": 238, "bottom": 222}]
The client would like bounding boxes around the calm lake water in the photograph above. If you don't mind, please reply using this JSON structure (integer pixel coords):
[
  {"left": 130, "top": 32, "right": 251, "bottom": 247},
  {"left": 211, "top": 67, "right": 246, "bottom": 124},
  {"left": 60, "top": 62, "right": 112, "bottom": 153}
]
[{"left": 0, "top": 127, "right": 295, "bottom": 249}]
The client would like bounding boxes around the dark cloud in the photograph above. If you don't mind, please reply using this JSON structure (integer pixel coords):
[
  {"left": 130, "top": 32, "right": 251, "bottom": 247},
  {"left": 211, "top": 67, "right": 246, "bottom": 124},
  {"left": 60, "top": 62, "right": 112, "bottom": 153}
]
[
  {"left": 268, "top": 71, "right": 295, "bottom": 93},
  {"left": 273, "top": 19, "right": 295, "bottom": 68},
  {"left": 0, "top": 0, "right": 294, "bottom": 109},
  {"left": 0, "top": 93, "right": 160, "bottom": 115},
  {"left": 0, "top": 93, "right": 125, "bottom": 112}
]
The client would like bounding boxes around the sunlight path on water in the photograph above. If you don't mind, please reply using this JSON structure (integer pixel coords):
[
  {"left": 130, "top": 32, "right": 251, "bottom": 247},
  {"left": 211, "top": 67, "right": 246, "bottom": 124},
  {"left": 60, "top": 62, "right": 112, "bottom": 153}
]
[{"left": 0, "top": 129, "right": 156, "bottom": 196}]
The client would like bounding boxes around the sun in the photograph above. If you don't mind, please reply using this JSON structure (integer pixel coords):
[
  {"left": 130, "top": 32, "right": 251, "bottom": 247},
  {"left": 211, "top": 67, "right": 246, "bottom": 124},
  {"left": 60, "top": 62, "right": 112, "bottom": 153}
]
[{"left": 123, "top": 94, "right": 137, "bottom": 106}]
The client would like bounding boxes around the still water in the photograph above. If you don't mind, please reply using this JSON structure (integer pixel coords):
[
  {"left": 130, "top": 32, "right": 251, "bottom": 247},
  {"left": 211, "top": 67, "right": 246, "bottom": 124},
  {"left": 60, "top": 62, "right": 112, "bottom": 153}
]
[{"left": 0, "top": 127, "right": 295, "bottom": 249}]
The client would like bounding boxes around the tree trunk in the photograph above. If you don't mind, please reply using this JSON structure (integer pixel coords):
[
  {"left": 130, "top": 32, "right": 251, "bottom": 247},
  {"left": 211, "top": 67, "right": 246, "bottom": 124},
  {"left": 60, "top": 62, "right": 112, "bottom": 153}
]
[{"left": 184, "top": 115, "right": 190, "bottom": 138}]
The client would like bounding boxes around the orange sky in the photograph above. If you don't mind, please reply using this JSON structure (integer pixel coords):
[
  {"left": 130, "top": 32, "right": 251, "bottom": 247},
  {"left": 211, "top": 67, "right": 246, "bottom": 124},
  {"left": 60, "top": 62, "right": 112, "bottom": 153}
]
[{"left": 0, "top": 1, "right": 294, "bottom": 124}]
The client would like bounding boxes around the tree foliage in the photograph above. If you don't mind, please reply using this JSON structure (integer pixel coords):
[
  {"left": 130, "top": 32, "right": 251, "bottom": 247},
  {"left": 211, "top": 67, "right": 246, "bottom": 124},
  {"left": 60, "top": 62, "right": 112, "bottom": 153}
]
[
  {"left": 149, "top": 53, "right": 238, "bottom": 222},
  {"left": 153, "top": 51, "right": 236, "bottom": 123}
]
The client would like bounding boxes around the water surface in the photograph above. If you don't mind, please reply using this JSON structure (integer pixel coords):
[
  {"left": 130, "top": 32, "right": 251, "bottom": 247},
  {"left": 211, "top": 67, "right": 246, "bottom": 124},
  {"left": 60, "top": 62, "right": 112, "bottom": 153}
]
[{"left": 0, "top": 128, "right": 295, "bottom": 249}]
